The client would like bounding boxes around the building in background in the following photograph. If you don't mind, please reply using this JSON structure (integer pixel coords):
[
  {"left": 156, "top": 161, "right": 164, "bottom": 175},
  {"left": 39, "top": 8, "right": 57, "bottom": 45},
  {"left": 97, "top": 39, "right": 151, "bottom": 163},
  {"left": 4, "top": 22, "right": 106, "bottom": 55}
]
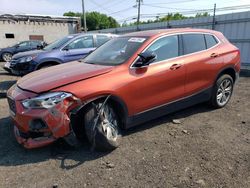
[{"left": 0, "top": 14, "right": 80, "bottom": 48}]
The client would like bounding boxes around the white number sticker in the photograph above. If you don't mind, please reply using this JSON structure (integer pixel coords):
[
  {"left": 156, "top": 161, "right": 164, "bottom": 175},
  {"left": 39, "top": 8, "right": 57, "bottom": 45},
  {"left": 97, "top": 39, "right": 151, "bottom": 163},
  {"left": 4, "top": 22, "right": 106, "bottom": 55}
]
[{"left": 128, "top": 38, "right": 146, "bottom": 43}]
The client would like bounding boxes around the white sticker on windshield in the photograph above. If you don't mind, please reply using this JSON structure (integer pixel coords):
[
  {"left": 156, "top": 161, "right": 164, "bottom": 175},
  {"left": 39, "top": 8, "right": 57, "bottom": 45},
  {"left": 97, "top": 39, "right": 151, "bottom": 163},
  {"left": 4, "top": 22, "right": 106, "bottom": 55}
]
[{"left": 128, "top": 37, "right": 146, "bottom": 43}]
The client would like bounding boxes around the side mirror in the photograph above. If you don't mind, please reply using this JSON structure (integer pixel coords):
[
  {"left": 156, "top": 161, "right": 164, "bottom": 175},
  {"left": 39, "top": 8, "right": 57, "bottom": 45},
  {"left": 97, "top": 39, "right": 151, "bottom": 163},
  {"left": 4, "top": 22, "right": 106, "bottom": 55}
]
[
  {"left": 15, "top": 45, "right": 20, "bottom": 48},
  {"left": 37, "top": 45, "right": 44, "bottom": 50},
  {"left": 134, "top": 51, "right": 156, "bottom": 67},
  {"left": 63, "top": 47, "right": 69, "bottom": 51}
]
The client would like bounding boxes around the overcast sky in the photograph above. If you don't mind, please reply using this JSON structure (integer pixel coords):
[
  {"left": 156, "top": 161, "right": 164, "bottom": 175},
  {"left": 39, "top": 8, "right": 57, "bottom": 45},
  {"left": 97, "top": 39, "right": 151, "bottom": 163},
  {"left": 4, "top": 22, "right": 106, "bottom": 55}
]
[{"left": 1, "top": 0, "right": 250, "bottom": 23}]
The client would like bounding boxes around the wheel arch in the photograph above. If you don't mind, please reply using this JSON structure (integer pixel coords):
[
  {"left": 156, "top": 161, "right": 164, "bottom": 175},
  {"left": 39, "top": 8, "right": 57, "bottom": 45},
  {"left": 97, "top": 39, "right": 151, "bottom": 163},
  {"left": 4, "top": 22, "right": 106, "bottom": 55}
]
[
  {"left": 70, "top": 94, "right": 129, "bottom": 139},
  {"left": 215, "top": 66, "right": 237, "bottom": 84},
  {"left": 36, "top": 59, "right": 62, "bottom": 70}
]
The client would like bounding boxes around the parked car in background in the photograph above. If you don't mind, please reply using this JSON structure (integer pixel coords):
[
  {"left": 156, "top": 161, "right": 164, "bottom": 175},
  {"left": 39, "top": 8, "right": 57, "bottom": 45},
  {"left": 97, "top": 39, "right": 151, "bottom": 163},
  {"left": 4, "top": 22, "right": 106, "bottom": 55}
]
[
  {"left": 7, "top": 29, "right": 240, "bottom": 150},
  {"left": 4, "top": 33, "right": 117, "bottom": 75},
  {"left": 0, "top": 40, "right": 47, "bottom": 62}
]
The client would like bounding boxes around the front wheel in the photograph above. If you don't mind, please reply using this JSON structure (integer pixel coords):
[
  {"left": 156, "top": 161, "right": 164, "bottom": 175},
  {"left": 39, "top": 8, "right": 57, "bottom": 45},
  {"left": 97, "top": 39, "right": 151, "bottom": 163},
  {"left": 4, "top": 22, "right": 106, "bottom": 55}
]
[
  {"left": 209, "top": 74, "right": 234, "bottom": 108},
  {"left": 84, "top": 102, "right": 121, "bottom": 151}
]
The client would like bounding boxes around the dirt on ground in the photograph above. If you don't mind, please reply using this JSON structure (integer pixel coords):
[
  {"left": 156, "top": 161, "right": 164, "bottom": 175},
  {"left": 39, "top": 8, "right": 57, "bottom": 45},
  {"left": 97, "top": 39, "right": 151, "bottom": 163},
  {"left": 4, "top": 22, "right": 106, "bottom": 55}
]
[{"left": 0, "top": 61, "right": 249, "bottom": 188}]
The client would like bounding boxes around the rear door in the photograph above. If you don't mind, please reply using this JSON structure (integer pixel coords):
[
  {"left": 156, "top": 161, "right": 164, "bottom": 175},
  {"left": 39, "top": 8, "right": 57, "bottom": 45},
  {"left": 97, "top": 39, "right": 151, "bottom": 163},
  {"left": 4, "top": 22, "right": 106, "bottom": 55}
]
[
  {"left": 181, "top": 33, "right": 221, "bottom": 96},
  {"left": 62, "top": 36, "right": 96, "bottom": 62},
  {"left": 128, "top": 35, "right": 186, "bottom": 113}
]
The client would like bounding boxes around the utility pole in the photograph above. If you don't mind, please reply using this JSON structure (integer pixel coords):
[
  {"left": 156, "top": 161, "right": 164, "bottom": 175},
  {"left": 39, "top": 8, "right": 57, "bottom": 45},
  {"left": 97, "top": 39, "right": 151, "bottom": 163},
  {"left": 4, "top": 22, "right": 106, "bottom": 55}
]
[
  {"left": 82, "top": 0, "right": 87, "bottom": 32},
  {"left": 137, "top": 0, "right": 142, "bottom": 30},
  {"left": 212, "top": 3, "right": 216, "bottom": 30}
]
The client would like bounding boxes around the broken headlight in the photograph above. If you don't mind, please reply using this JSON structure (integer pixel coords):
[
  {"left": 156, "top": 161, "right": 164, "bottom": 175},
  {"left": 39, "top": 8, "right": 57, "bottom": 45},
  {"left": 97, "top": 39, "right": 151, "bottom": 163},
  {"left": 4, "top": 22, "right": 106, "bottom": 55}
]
[{"left": 22, "top": 92, "right": 72, "bottom": 109}]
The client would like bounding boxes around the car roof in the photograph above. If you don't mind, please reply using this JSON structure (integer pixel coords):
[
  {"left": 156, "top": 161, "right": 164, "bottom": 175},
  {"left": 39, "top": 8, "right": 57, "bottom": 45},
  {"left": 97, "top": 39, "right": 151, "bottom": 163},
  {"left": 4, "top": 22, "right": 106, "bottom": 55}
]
[
  {"left": 18, "top": 40, "right": 43, "bottom": 43},
  {"left": 123, "top": 28, "right": 220, "bottom": 37},
  {"left": 68, "top": 33, "right": 118, "bottom": 38}
]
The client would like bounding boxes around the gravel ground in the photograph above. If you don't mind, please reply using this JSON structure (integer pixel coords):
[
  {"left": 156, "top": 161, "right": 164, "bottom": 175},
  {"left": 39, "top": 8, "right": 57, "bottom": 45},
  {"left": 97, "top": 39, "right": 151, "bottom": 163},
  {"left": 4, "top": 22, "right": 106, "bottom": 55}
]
[{"left": 0, "top": 61, "right": 249, "bottom": 188}]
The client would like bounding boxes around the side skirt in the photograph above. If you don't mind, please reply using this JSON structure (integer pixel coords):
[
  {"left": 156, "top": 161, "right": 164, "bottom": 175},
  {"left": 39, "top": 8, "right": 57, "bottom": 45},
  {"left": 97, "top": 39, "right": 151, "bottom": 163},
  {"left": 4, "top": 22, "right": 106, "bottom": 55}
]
[{"left": 125, "top": 87, "right": 212, "bottom": 129}]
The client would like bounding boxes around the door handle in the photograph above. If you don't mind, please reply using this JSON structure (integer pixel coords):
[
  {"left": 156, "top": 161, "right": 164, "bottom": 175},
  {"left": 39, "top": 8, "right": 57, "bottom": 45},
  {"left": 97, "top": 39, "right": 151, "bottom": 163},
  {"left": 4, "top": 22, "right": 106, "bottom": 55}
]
[
  {"left": 170, "top": 64, "right": 182, "bottom": 70},
  {"left": 210, "top": 53, "right": 219, "bottom": 58}
]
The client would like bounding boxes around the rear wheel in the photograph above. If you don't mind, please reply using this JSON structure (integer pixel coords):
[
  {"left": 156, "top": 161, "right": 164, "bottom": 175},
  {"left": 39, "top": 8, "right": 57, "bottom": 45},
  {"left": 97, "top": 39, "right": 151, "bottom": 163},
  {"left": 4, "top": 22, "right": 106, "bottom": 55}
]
[
  {"left": 84, "top": 102, "right": 121, "bottom": 151},
  {"left": 209, "top": 74, "right": 234, "bottom": 108},
  {"left": 2, "top": 52, "right": 12, "bottom": 62}
]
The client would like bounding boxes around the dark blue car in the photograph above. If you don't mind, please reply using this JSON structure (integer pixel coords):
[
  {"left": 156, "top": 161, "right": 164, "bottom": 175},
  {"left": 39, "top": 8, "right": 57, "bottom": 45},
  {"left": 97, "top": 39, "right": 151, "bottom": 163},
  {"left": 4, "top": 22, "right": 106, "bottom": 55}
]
[
  {"left": 0, "top": 40, "right": 46, "bottom": 62},
  {"left": 4, "top": 33, "right": 117, "bottom": 75}
]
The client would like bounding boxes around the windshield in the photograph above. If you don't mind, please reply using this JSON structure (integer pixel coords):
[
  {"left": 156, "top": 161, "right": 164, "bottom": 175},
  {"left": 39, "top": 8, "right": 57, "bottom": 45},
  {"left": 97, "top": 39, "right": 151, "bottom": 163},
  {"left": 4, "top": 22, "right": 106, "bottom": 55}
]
[
  {"left": 43, "top": 36, "right": 74, "bottom": 51},
  {"left": 84, "top": 36, "right": 148, "bottom": 66}
]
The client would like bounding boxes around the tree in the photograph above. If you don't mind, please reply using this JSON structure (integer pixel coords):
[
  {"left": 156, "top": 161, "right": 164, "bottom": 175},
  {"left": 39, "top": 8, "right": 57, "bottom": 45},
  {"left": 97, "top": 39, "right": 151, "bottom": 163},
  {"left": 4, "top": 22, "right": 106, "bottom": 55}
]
[
  {"left": 159, "top": 13, "right": 187, "bottom": 22},
  {"left": 195, "top": 12, "right": 210, "bottom": 18},
  {"left": 63, "top": 11, "right": 119, "bottom": 31}
]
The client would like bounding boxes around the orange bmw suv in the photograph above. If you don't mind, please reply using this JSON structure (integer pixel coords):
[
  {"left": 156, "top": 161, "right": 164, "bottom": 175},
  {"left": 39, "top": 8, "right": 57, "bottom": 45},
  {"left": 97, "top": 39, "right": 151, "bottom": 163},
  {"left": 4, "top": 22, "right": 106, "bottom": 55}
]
[{"left": 7, "top": 28, "right": 240, "bottom": 151}]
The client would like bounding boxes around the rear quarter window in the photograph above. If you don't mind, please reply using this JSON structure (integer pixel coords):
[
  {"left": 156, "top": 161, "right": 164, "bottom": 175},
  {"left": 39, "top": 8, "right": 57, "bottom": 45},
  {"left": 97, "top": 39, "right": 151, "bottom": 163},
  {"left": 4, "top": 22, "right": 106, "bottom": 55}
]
[
  {"left": 205, "top": 34, "right": 218, "bottom": 49},
  {"left": 182, "top": 34, "right": 206, "bottom": 54}
]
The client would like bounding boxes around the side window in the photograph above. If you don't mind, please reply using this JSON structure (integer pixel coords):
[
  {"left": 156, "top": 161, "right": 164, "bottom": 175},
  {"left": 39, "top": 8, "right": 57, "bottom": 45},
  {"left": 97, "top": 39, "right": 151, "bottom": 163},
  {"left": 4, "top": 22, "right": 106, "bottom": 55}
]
[
  {"left": 205, "top": 34, "right": 218, "bottom": 49},
  {"left": 145, "top": 35, "right": 179, "bottom": 63},
  {"left": 96, "top": 35, "right": 110, "bottom": 47},
  {"left": 30, "top": 41, "right": 40, "bottom": 47},
  {"left": 66, "top": 36, "right": 94, "bottom": 50},
  {"left": 18, "top": 41, "right": 29, "bottom": 47},
  {"left": 182, "top": 34, "right": 206, "bottom": 54}
]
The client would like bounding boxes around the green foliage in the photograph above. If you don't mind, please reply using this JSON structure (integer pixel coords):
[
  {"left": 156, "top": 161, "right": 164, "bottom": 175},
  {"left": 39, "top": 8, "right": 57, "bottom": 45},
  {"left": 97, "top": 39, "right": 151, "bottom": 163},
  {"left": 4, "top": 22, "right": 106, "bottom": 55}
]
[
  {"left": 195, "top": 12, "right": 210, "bottom": 17},
  {"left": 64, "top": 11, "right": 210, "bottom": 29},
  {"left": 125, "top": 12, "right": 210, "bottom": 26},
  {"left": 63, "top": 11, "right": 119, "bottom": 31},
  {"left": 159, "top": 13, "right": 187, "bottom": 22}
]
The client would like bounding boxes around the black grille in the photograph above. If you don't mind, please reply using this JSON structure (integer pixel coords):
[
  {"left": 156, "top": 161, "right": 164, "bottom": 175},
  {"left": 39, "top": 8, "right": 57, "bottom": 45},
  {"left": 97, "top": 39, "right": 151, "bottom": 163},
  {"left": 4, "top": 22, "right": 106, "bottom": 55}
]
[
  {"left": 7, "top": 97, "right": 16, "bottom": 115},
  {"left": 10, "top": 60, "right": 18, "bottom": 68}
]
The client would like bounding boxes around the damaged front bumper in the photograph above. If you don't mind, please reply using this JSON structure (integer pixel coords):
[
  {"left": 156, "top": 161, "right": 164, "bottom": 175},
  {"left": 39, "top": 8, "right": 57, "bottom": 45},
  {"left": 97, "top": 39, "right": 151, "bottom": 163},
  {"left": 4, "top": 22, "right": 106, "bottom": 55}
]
[
  {"left": 7, "top": 86, "right": 81, "bottom": 149},
  {"left": 14, "top": 126, "right": 56, "bottom": 149}
]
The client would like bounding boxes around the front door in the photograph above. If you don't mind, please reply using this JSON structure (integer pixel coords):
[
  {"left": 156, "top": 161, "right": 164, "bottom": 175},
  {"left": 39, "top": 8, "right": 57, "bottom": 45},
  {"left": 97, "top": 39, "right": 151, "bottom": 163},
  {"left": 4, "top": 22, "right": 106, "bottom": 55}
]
[
  {"left": 15, "top": 41, "right": 32, "bottom": 53},
  {"left": 126, "top": 35, "right": 186, "bottom": 114},
  {"left": 63, "top": 36, "right": 95, "bottom": 62}
]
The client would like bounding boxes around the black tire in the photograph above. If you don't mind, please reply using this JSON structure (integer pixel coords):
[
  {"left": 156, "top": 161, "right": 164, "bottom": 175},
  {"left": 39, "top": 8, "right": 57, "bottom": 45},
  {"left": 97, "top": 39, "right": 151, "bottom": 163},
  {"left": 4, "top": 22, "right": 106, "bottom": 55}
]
[
  {"left": 38, "top": 64, "right": 53, "bottom": 70},
  {"left": 2, "top": 52, "right": 12, "bottom": 62},
  {"left": 209, "top": 74, "right": 234, "bottom": 108},
  {"left": 84, "top": 102, "right": 121, "bottom": 151}
]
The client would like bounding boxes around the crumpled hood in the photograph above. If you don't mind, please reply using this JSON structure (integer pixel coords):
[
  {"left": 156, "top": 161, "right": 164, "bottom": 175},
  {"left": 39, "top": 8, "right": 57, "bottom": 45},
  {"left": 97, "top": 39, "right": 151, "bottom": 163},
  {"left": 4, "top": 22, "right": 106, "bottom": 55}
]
[
  {"left": 17, "top": 61, "right": 114, "bottom": 93},
  {"left": 12, "top": 50, "right": 45, "bottom": 59}
]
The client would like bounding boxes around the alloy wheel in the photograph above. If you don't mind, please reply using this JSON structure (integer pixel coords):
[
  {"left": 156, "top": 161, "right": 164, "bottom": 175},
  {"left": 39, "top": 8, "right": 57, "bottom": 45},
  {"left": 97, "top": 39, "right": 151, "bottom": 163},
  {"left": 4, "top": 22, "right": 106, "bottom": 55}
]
[
  {"left": 95, "top": 104, "right": 119, "bottom": 142},
  {"left": 216, "top": 78, "right": 233, "bottom": 106},
  {"left": 2, "top": 53, "right": 12, "bottom": 62}
]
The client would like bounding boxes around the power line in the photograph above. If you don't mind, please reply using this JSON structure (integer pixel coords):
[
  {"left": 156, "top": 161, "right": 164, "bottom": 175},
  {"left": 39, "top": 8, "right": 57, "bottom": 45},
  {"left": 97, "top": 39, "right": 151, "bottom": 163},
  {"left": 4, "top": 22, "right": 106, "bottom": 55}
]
[
  {"left": 108, "top": 6, "right": 134, "bottom": 15},
  {"left": 89, "top": 0, "right": 110, "bottom": 13},
  {"left": 117, "top": 4, "right": 250, "bottom": 22},
  {"left": 87, "top": 0, "right": 133, "bottom": 16},
  {"left": 144, "top": 0, "right": 201, "bottom": 5},
  {"left": 142, "top": 4, "right": 199, "bottom": 11}
]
